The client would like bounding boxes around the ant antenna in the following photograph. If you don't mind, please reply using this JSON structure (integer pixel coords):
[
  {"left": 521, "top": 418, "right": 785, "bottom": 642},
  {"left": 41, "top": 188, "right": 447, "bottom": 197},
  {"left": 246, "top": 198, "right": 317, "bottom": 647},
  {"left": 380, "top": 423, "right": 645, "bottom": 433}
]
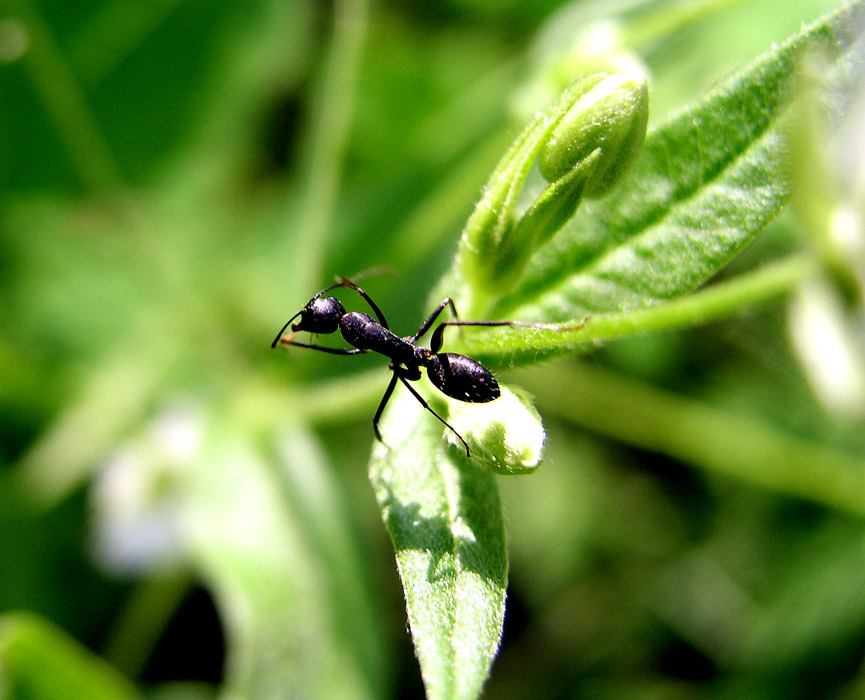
[
  {"left": 339, "top": 265, "right": 395, "bottom": 284},
  {"left": 270, "top": 310, "right": 303, "bottom": 349}
]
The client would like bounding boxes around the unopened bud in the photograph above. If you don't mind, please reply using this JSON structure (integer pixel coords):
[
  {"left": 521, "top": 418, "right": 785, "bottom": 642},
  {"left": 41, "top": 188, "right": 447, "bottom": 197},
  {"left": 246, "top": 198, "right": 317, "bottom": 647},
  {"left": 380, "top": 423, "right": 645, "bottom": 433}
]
[
  {"left": 540, "top": 70, "right": 649, "bottom": 197},
  {"left": 447, "top": 385, "right": 545, "bottom": 475}
]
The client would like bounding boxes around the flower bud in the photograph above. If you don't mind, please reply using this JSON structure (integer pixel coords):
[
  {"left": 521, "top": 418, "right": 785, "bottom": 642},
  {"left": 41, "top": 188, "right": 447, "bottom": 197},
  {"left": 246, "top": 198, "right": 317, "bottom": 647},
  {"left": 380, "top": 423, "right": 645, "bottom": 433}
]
[
  {"left": 540, "top": 70, "right": 649, "bottom": 197},
  {"left": 446, "top": 385, "right": 545, "bottom": 475},
  {"left": 456, "top": 71, "right": 649, "bottom": 315}
]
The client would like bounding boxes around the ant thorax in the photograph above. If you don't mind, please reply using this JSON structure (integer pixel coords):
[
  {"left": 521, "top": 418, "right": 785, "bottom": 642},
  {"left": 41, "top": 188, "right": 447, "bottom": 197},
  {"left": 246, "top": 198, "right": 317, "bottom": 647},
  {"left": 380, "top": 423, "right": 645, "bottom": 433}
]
[
  {"left": 412, "top": 344, "right": 434, "bottom": 366},
  {"left": 340, "top": 312, "right": 414, "bottom": 364}
]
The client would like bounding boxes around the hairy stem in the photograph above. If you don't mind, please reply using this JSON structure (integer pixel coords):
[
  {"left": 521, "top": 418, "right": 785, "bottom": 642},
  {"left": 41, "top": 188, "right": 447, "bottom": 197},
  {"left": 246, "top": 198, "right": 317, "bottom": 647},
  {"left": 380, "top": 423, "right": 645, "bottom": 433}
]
[{"left": 520, "top": 361, "right": 865, "bottom": 515}]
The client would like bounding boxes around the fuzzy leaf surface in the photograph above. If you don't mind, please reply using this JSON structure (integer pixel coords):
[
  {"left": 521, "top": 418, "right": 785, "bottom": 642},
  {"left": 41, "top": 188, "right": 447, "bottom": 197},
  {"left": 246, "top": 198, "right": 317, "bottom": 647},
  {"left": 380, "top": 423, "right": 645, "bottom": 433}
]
[
  {"left": 446, "top": 0, "right": 865, "bottom": 365},
  {"left": 368, "top": 389, "right": 507, "bottom": 700}
]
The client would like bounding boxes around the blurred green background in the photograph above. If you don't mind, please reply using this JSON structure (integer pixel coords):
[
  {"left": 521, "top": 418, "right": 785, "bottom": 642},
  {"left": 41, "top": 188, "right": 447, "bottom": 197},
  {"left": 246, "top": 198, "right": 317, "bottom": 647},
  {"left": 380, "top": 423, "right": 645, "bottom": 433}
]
[{"left": 2, "top": 0, "right": 865, "bottom": 698}]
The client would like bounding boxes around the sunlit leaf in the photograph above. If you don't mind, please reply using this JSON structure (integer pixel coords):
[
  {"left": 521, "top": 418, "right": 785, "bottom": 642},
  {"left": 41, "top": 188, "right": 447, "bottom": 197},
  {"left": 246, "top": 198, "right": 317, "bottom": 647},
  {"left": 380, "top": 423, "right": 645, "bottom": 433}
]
[
  {"left": 369, "top": 389, "right": 507, "bottom": 700},
  {"left": 440, "top": 0, "right": 865, "bottom": 365}
]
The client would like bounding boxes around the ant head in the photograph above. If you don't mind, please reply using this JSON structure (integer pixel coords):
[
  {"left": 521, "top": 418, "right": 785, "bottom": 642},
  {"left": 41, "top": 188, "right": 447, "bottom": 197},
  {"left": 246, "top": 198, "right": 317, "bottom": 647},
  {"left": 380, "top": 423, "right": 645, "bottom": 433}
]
[
  {"left": 292, "top": 296, "right": 346, "bottom": 334},
  {"left": 271, "top": 295, "right": 347, "bottom": 348}
]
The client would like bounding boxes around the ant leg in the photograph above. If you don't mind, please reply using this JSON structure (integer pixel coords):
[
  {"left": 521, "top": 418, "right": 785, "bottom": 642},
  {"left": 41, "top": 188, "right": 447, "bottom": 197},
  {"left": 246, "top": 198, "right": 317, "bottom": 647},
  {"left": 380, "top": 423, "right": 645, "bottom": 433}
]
[
  {"left": 295, "top": 278, "right": 391, "bottom": 329},
  {"left": 278, "top": 336, "right": 366, "bottom": 355},
  {"left": 429, "top": 319, "right": 586, "bottom": 353},
  {"left": 397, "top": 375, "right": 471, "bottom": 457},
  {"left": 335, "top": 278, "right": 390, "bottom": 329},
  {"left": 372, "top": 373, "right": 399, "bottom": 442},
  {"left": 409, "top": 298, "right": 458, "bottom": 343}
]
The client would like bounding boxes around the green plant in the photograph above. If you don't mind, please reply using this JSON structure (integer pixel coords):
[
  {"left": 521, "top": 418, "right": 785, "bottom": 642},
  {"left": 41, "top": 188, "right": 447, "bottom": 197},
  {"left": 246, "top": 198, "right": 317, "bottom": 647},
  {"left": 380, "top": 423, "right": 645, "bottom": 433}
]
[
  {"left": 370, "top": 3, "right": 865, "bottom": 697},
  {"left": 1, "top": 0, "right": 864, "bottom": 699}
]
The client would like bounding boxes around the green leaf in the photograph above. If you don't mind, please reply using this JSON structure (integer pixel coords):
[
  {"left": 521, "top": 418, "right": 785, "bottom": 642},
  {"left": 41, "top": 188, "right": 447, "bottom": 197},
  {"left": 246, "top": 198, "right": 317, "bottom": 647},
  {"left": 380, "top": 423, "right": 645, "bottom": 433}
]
[
  {"left": 494, "top": 150, "right": 597, "bottom": 291},
  {"left": 500, "top": 0, "right": 864, "bottom": 319},
  {"left": 0, "top": 612, "right": 139, "bottom": 700},
  {"left": 368, "top": 388, "right": 508, "bottom": 700},
  {"left": 448, "top": 0, "right": 865, "bottom": 344}
]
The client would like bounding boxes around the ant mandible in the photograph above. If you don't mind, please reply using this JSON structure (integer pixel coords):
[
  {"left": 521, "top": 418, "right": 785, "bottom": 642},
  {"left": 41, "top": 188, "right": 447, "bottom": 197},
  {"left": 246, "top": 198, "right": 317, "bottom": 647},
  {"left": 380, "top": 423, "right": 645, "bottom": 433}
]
[{"left": 271, "top": 278, "right": 570, "bottom": 457}]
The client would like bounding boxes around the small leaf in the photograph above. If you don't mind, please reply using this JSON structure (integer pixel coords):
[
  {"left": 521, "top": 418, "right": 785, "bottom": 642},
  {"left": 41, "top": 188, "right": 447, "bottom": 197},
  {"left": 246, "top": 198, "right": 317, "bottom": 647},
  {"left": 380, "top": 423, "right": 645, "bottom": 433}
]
[
  {"left": 368, "top": 388, "right": 507, "bottom": 700},
  {"left": 494, "top": 150, "right": 598, "bottom": 291},
  {"left": 456, "top": 86, "right": 577, "bottom": 295}
]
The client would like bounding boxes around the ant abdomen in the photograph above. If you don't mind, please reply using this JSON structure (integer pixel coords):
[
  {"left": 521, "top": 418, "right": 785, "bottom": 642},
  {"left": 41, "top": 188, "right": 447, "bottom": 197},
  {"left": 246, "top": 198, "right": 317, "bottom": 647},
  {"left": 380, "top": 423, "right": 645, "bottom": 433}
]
[{"left": 427, "top": 353, "right": 500, "bottom": 404}]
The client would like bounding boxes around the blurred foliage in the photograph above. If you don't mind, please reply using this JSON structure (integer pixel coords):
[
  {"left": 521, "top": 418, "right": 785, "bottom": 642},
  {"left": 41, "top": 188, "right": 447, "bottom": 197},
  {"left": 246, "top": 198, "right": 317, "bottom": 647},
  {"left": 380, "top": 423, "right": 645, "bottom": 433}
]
[{"left": 1, "top": 0, "right": 864, "bottom": 699}]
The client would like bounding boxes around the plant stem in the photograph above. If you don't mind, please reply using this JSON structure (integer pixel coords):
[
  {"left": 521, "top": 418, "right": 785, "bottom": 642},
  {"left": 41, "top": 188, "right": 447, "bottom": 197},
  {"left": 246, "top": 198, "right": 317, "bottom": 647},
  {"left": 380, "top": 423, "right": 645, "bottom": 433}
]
[
  {"left": 9, "top": 0, "right": 125, "bottom": 194},
  {"left": 12, "top": 350, "right": 164, "bottom": 509},
  {"left": 289, "top": 0, "right": 369, "bottom": 294},
  {"left": 466, "top": 255, "right": 820, "bottom": 363},
  {"left": 623, "top": 0, "right": 748, "bottom": 51},
  {"left": 518, "top": 361, "right": 865, "bottom": 516},
  {"left": 102, "top": 571, "right": 194, "bottom": 680},
  {"left": 390, "top": 130, "right": 512, "bottom": 271},
  {"left": 584, "top": 255, "right": 819, "bottom": 340},
  {"left": 67, "top": 0, "right": 181, "bottom": 88}
]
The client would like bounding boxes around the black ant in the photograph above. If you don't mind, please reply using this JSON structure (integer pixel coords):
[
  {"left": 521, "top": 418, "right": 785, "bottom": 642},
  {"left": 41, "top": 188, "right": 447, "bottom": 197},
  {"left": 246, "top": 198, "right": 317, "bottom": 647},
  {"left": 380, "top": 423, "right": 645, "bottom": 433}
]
[{"left": 271, "top": 278, "right": 574, "bottom": 456}]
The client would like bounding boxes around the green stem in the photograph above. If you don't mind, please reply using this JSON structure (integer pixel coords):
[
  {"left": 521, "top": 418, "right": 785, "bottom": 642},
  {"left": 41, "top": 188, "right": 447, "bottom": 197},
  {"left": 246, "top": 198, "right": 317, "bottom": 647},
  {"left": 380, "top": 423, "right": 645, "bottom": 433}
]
[
  {"left": 102, "top": 570, "right": 194, "bottom": 680},
  {"left": 8, "top": 0, "right": 125, "bottom": 194},
  {"left": 7, "top": 0, "right": 177, "bottom": 285},
  {"left": 298, "top": 370, "right": 385, "bottom": 423},
  {"left": 67, "top": 0, "right": 181, "bottom": 88},
  {"left": 518, "top": 361, "right": 865, "bottom": 516},
  {"left": 584, "top": 255, "right": 819, "bottom": 340},
  {"left": 12, "top": 349, "right": 164, "bottom": 510},
  {"left": 466, "top": 255, "right": 820, "bottom": 361},
  {"left": 290, "top": 0, "right": 369, "bottom": 293},
  {"left": 622, "top": 0, "right": 748, "bottom": 51},
  {"left": 390, "top": 129, "right": 513, "bottom": 270}
]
